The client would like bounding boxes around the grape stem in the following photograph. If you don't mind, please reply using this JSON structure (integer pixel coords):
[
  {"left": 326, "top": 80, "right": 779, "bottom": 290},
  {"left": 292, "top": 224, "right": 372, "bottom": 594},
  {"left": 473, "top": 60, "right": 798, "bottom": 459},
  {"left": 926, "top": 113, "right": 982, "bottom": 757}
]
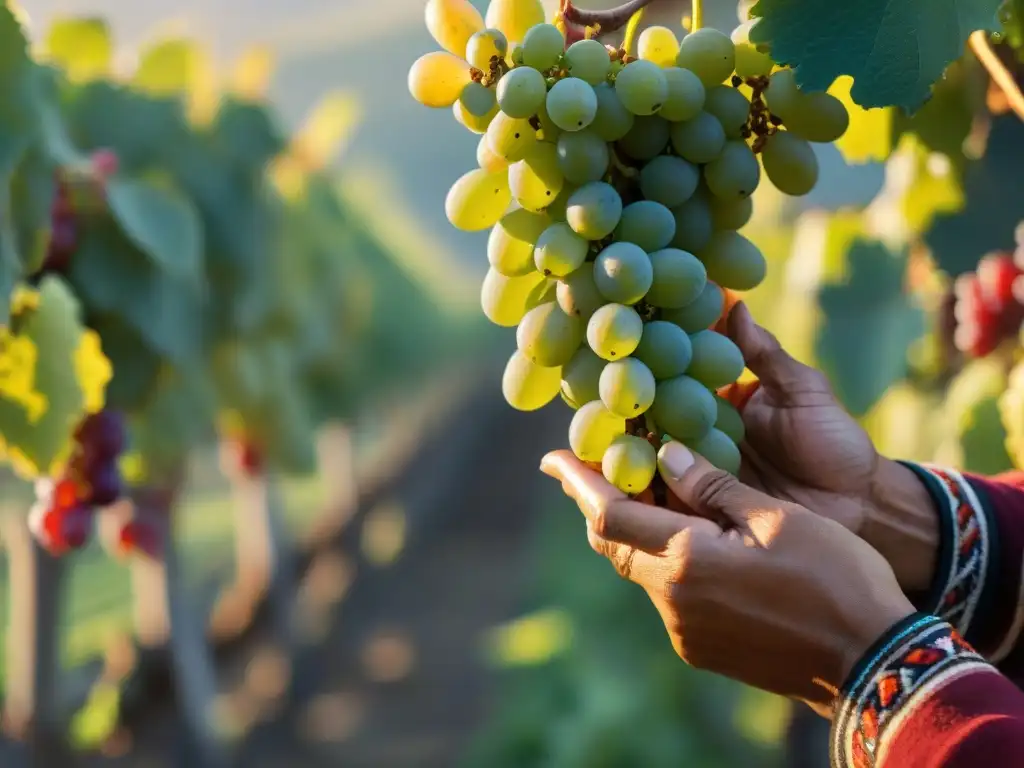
[
  {"left": 969, "top": 30, "right": 1024, "bottom": 122},
  {"left": 691, "top": 0, "right": 702, "bottom": 31}
]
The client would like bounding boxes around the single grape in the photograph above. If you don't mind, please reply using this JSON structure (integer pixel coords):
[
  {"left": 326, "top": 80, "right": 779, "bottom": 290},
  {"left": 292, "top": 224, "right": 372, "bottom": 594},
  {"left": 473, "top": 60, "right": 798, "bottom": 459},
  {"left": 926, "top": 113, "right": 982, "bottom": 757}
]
[
  {"left": 565, "top": 39, "right": 611, "bottom": 85},
  {"left": 566, "top": 182, "right": 623, "bottom": 239},
  {"left": 466, "top": 27, "right": 509, "bottom": 70},
  {"left": 594, "top": 242, "right": 654, "bottom": 305},
  {"left": 651, "top": 375, "right": 717, "bottom": 441},
  {"left": 561, "top": 346, "right": 607, "bottom": 408},
  {"left": 75, "top": 410, "right": 125, "bottom": 459},
  {"left": 764, "top": 68, "right": 800, "bottom": 121},
  {"left": 509, "top": 142, "right": 565, "bottom": 210},
  {"left": 460, "top": 81, "right": 498, "bottom": 117},
  {"left": 638, "top": 26, "right": 680, "bottom": 67},
  {"left": 659, "top": 67, "right": 706, "bottom": 122},
  {"left": 517, "top": 301, "right": 584, "bottom": 366},
  {"left": 714, "top": 395, "right": 745, "bottom": 443},
  {"left": 669, "top": 111, "right": 726, "bottom": 164},
  {"left": 485, "top": 0, "right": 545, "bottom": 45},
  {"left": 588, "top": 303, "right": 644, "bottom": 360},
  {"left": 687, "top": 330, "right": 745, "bottom": 389},
  {"left": 602, "top": 434, "right": 657, "bottom": 494},
  {"left": 646, "top": 248, "right": 707, "bottom": 308},
  {"left": 762, "top": 130, "right": 819, "bottom": 196},
  {"left": 496, "top": 66, "right": 547, "bottom": 118},
  {"left": 546, "top": 77, "right": 598, "bottom": 131},
  {"left": 617, "top": 115, "right": 670, "bottom": 161},
  {"left": 508, "top": 42, "right": 525, "bottom": 66},
  {"left": 557, "top": 264, "right": 605, "bottom": 321},
  {"left": 481, "top": 268, "right": 553, "bottom": 326},
  {"left": 591, "top": 84, "right": 635, "bottom": 142},
  {"left": 408, "top": 51, "right": 472, "bottom": 108},
  {"left": 570, "top": 401, "right": 626, "bottom": 462},
  {"left": 675, "top": 28, "right": 735, "bottom": 88},
  {"left": 477, "top": 134, "right": 510, "bottom": 172},
  {"left": 686, "top": 428, "right": 741, "bottom": 474},
  {"left": 731, "top": 19, "right": 774, "bottom": 78},
  {"left": 708, "top": 195, "right": 753, "bottom": 230},
  {"left": 487, "top": 111, "right": 538, "bottom": 161},
  {"left": 633, "top": 321, "right": 693, "bottom": 379},
  {"left": 453, "top": 98, "right": 498, "bottom": 132},
  {"left": 614, "top": 200, "right": 676, "bottom": 253},
  {"left": 783, "top": 91, "right": 850, "bottom": 143},
  {"left": 503, "top": 350, "right": 562, "bottom": 411},
  {"left": 703, "top": 140, "right": 760, "bottom": 200},
  {"left": 662, "top": 281, "right": 724, "bottom": 332},
  {"left": 600, "top": 358, "right": 656, "bottom": 418},
  {"left": 445, "top": 167, "right": 511, "bottom": 231},
  {"left": 488, "top": 208, "right": 550, "bottom": 276},
  {"left": 556, "top": 130, "right": 610, "bottom": 184},
  {"left": 703, "top": 85, "right": 750, "bottom": 139},
  {"left": 699, "top": 230, "right": 766, "bottom": 291},
  {"left": 614, "top": 60, "right": 668, "bottom": 115},
  {"left": 535, "top": 222, "right": 590, "bottom": 276},
  {"left": 669, "top": 193, "right": 713, "bottom": 253},
  {"left": 425, "top": 0, "right": 484, "bottom": 57},
  {"left": 640, "top": 155, "right": 699, "bottom": 208},
  {"left": 522, "top": 23, "right": 565, "bottom": 70}
]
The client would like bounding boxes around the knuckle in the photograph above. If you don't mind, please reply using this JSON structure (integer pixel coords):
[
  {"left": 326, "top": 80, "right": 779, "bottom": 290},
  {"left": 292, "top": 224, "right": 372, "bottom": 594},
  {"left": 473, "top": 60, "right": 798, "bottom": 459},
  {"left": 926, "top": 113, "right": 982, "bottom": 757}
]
[{"left": 691, "top": 469, "right": 739, "bottom": 510}]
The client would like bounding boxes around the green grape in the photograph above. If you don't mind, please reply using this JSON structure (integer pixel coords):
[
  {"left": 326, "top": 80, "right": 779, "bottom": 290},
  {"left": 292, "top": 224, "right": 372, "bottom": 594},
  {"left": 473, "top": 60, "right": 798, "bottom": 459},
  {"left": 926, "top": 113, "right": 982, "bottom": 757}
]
[
  {"left": 569, "top": 401, "right": 626, "bottom": 462},
  {"left": 669, "top": 193, "right": 713, "bottom": 253},
  {"left": 675, "top": 28, "right": 735, "bottom": 88},
  {"left": 764, "top": 68, "right": 800, "bottom": 121},
  {"left": 556, "top": 130, "right": 610, "bottom": 184},
  {"left": 662, "top": 281, "right": 724, "bottom": 332},
  {"left": 481, "top": 268, "right": 553, "bottom": 326},
  {"left": 651, "top": 375, "right": 717, "bottom": 441},
  {"left": 614, "top": 200, "right": 676, "bottom": 253},
  {"left": 535, "top": 222, "right": 589, "bottom": 276},
  {"left": 594, "top": 242, "right": 654, "bottom": 305},
  {"left": 545, "top": 182, "right": 576, "bottom": 221},
  {"left": 561, "top": 346, "right": 606, "bottom": 408},
  {"left": 546, "top": 77, "right": 599, "bottom": 131},
  {"left": 783, "top": 91, "right": 850, "bottom": 143},
  {"left": 640, "top": 155, "right": 699, "bottom": 208},
  {"left": 617, "top": 115, "right": 671, "bottom": 162},
  {"left": 486, "top": 111, "right": 538, "bottom": 161},
  {"left": 522, "top": 23, "right": 565, "bottom": 69},
  {"left": 703, "top": 140, "right": 760, "bottom": 200},
  {"left": 509, "top": 142, "right": 565, "bottom": 210},
  {"left": 453, "top": 98, "right": 498, "bottom": 132},
  {"left": 502, "top": 349, "right": 561, "bottom": 411},
  {"left": 686, "top": 428, "right": 741, "bottom": 474},
  {"left": 703, "top": 85, "right": 750, "bottom": 139},
  {"left": 587, "top": 303, "right": 643, "bottom": 360},
  {"left": 699, "top": 230, "right": 766, "bottom": 291},
  {"left": 509, "top": 42, "right": 525, "bottom": 66},
  {"left": 466, "top": 27, "right": 509, "bottom": 70},
  {"left": 614, "top": 60, "right": 668, "bottom": 115},
  {"left": 566, "top": 181, "right": 623, "bottom": 239},
  {"left": 600, "top": 358, "right": 656, "bottom": 418},
  {"left": 633, "top": 321, "right": 693, "bottom": 379},
  {"left": 669, "top": 111, "right": 726, "bottom": 164},
  {"left": 731, "top": 19, "right": 774, "bottom": 78},
  {"left": 658, "top": 67, "right": 706, "bottom": 122},
  {"left": 646, "top": 248, "right": 707, "bottom": 308},
  {"left": 535, "top": 99, "right": 564, "bottom": 142},
  {"left": 445, "top": 167, "right": 512, "bottom": 231},
  {"left": 638, "top": 26, "right": 680, "bottom": 67},
  {"left": 687, "top": 330, "right": 745, "bottom": 389},
  {"left": 603, "top": 434, "right": 657, "bottom": 494},
  {"left": 565, "top": 39, "right": 611, "bottom": 85},
  {"left": 517, "top": 301, "right": 583, "bottom": 366},
  {"left": 496, "top": 66, "right": 547, "bottom": 118},
  {"left": 488, "top": 207, "right": 550, "bottom": 276},
  {"left": 591, "top": 84, "right": 635, "bottom": 141},
  {"left": 557, "top": 264, "right": 605, "bottom": 321},
  {"left": 762, "top": 130, "right": 819, "bottom": 196},
  {"left": 477, "top": 134, "right": 509, "bottom": 172},
  {"left": 460, "top": 81, "right": 498, "bottom": 117},
  {"left": 714, "top": 395, "right": 745, "bottom": 443},
  {"left": 708, "top": 195, "right": 753, "bottom": 230}
]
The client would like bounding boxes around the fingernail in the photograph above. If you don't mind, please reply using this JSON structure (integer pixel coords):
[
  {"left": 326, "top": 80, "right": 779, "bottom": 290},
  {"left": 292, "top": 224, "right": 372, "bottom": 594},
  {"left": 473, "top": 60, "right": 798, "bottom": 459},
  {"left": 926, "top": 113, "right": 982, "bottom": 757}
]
[
  {"left": 539, "top": 454, "right": 558, "bottom": 478},
  {"left": 657, "top": 442, "right": 694, "bottom": 480}
]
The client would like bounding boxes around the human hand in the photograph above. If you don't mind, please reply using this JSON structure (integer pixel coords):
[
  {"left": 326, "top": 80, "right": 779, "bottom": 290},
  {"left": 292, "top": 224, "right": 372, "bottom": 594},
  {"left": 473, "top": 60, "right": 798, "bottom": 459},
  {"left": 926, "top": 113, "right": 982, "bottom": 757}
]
[
  {"left": 719, "top": 302, "right": 940, "bottom": 594},
  {"left": 541, "top": 445, "right": 915, "bottom": 713}
]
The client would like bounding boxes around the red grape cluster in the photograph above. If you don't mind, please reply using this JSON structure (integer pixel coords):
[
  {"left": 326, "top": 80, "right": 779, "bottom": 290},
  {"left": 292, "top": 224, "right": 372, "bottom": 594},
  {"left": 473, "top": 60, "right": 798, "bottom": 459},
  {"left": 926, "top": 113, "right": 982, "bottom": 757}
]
[
  {"left": 953, "top": 251, "right": 1024, "bottom": 358},
  {"left": 29, "top": 410, "right": 125, "bottom": 555}
]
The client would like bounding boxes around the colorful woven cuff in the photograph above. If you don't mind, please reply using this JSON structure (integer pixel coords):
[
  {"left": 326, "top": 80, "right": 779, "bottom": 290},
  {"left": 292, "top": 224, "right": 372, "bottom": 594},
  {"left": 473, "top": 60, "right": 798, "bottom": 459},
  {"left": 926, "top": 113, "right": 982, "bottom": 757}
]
[{"left": 831, "top": 614, "right": 991, "bottom": 768}]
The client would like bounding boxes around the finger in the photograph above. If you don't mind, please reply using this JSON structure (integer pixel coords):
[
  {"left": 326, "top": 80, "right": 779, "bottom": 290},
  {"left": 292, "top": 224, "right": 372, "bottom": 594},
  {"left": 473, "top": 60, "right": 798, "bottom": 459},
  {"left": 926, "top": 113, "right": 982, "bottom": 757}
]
[
  {"left": 541, "top": 450, "right": 721, "bottom": 551},
  {"left": 586, "top": 521, "right": 679, "bottom": 587},
  {"left": 713, "top": 288, "right": 743, "bottom": 334},
  {"left": 717, "top": 379, "right": 760, "bottom": 413}
]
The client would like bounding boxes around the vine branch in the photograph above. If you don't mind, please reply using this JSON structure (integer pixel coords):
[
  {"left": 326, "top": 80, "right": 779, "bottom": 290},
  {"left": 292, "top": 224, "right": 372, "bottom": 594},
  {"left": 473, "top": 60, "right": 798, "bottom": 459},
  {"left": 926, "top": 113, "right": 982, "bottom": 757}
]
[
  {"left": 969, "top": 29, "right": 1024, "bottom": 122},
  {"left": 691, "top": 0, "right": 703, "bottom": 31},
  {"left": 564, "top": 0, "right": 657, "bottom": 32}
]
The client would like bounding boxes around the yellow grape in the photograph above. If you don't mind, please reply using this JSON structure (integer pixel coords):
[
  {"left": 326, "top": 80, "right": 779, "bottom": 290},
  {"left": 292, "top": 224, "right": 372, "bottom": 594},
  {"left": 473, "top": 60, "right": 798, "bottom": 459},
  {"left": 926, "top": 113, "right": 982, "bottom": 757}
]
[
  {"left": 569, "top": 401, "right": 626, "bottom": 462},
  {"left": 425, "top": 0, "right": 485, "bottom": 57},
  {"left": 638, "top": 26, "right": 680, "bottom": 68},
  {"left": 783, "top": 91, "right": 849, "bottom": 143},
  {"left": 502, "top": 350, "right": 562, "bottom": 411},
  {"left": 477, "top": 134, "right": 510, "bottom": 172},
  {"left": 509, "top": 142, "right": 565, "bottom": 211},
  {"left": 731, "top": 20, "right": 774, "bottom": 78},
  {"left": 445, "top": 167, "right": 511, "bottom": 231},
  {"left": 453, "top": 98, "right": 498, "bottom": 132},
  {"left": 408, "top": 51, "right": 471, "bottom": 108},
  {"left": 481, "top": 268, "right": 553, "bottom": 326},
  {"left": 466, "top": 28, "right": 509, "bottom": 71},
  {"left": 484, "top": 0, "right": 545, "bottom": 44}
]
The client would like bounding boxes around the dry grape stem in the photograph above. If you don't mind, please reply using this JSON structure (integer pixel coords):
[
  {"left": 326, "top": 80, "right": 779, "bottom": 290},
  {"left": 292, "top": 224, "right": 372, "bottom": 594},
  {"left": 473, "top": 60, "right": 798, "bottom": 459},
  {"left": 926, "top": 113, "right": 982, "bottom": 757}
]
[{"left": 564, "top": 0, "right": 660, "bottom": 32}]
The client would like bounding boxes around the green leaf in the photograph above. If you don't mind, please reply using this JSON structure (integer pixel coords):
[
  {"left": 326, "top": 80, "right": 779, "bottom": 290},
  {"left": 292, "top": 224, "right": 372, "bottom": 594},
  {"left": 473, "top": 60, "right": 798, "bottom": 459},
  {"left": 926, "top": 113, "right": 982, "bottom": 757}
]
[
  {"left": 944, "top": 358, "right": 1013, "bottom": 474},
  {"left": 750, "top": 0, "right": 1002, "bottom": 110},
  {"left": 86, "top": 314, "right": 161, "bottom": 412},
  {"left": 0, "top": 4, "right": 38, "bottom": 179},
  {"left": 897, "top": 139, "right": 964, "bottom": 238},
  {"left": 106, "top": 177, "right": 203, "bottom": 283},
  {"left": 815, "top": 239, "right": 925, "bottom": 415},
  {"left": 43, "top": 17, "right": 112, "bottom": 83},
  {"left": 212, "top": 98, "right": 285, "bottom": 170},
  {"left": 999, "top": 0, "right": 1024, "bottom": 52},
  {"left": 891, "top": 60, "right": 978, "bottom": 159}
]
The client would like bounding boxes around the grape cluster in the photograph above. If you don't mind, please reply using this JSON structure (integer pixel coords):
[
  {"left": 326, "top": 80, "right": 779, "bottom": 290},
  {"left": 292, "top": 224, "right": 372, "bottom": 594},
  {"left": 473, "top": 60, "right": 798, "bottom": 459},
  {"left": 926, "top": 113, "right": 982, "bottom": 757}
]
[
  {"left": 41, "top": 178, "right": 77, "bottom": 275},
  {"left": 410, "top": 1, "right": 848, "bottom": 494},
  {"left": 953, "top": 250, "right": 1024, "bottom": 358},
  {"left": 29, "top": 410, "right": 125, "bottom": 555}
]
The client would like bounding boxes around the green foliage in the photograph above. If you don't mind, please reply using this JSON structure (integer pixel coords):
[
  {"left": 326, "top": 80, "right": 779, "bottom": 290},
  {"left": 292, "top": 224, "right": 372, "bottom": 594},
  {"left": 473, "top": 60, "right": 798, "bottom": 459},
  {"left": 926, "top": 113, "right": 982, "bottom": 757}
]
[{"left": 941, "top": 359, "right": 1014, "bottom": 474}]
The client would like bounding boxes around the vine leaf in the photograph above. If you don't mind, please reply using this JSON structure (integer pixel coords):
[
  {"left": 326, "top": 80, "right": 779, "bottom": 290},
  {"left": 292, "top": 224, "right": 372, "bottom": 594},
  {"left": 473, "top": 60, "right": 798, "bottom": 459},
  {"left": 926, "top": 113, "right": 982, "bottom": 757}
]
[{"left": 750, "top": 0, "right": 1003, "bottom": 111}]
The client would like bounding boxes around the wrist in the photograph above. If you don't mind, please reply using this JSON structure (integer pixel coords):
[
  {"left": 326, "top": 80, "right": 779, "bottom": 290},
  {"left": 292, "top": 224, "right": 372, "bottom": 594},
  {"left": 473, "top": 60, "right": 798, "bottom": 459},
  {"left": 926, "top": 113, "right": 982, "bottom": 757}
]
[{"left": 839, "top": 594, "right": 917, "bottom": 688}]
